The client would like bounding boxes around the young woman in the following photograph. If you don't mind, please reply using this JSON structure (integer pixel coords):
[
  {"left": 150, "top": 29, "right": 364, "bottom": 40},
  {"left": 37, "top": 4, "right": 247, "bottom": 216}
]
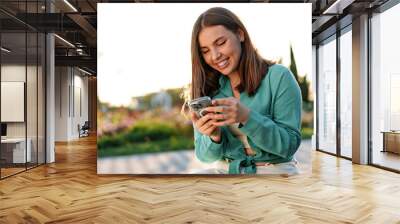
[{"left": 190, "top": 7, "right": 302, "bottom": 174}]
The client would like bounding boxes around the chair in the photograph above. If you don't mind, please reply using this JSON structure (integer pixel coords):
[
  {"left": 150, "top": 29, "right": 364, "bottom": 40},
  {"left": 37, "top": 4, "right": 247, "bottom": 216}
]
[{"left": 79, "top": 121, "right": 90, "bottom": 138}]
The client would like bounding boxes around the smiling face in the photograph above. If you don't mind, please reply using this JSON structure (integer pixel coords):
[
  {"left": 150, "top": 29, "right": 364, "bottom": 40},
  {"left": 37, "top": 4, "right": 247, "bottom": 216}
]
[{"left": 198, "top": 25, "right": 244, "bottom": 77}]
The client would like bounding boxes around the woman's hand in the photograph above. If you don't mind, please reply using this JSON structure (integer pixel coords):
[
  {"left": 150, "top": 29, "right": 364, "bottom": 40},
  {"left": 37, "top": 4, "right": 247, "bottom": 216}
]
[
  {"left": 191, "top": 112, "right": 221, "bottom": 143},
  {"left": 204, "top": 97, "right": 250, "bottom": 126}
]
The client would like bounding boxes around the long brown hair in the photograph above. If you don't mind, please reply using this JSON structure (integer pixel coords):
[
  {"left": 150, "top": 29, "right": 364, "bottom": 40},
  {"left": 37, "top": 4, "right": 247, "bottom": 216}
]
[{"left": 190, "top": 7, "right": 274, "bottom": 100}]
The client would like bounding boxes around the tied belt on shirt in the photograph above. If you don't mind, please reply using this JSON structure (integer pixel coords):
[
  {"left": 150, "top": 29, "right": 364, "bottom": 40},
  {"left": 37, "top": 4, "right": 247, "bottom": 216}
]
[{"left": 227, "top": 148, "right": 269, "bottom": 174}]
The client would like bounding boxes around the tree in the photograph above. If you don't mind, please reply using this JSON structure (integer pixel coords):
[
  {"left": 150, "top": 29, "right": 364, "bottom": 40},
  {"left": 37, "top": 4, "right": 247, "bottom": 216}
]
[
  {"left": 288, "top": 44, "right": 311, "bottom": 103},
  {"left": 289, "top": 45, "right": 299, "bottom": 83}
]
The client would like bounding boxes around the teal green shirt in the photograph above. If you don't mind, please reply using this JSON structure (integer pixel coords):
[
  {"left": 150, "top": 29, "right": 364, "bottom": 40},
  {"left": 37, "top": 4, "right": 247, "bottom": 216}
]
[{"left": 194, "top": 64, "right": 302, "bottom": 174}]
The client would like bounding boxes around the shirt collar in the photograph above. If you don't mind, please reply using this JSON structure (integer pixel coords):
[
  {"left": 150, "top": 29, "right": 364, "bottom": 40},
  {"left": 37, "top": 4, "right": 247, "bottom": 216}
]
[{"left": 218, "top": 75, "right": 232, "bottom": 97}]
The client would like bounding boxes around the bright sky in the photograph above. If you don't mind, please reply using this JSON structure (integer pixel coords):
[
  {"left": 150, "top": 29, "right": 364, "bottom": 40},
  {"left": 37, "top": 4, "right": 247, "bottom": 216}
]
[{"left": 98, "top": 3, "right": 311, "bottom": 106}]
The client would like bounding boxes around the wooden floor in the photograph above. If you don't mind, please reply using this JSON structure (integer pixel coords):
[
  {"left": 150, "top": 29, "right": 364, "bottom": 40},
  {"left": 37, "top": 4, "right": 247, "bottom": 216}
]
[
  {"left": 1, "top": 163, "right": 44, "bottom": 178},
  {"left": 1, "top": 136, "right": 400, "bottom": 223},
  {"left": 1, "top": 167, "right": 26, "bottom": 178}
]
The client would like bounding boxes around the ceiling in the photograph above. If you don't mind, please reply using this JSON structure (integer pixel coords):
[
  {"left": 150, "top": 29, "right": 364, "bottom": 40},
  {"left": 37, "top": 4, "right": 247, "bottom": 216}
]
[{"left": 0, "top": 0, "right": 99, "bottom": 74}]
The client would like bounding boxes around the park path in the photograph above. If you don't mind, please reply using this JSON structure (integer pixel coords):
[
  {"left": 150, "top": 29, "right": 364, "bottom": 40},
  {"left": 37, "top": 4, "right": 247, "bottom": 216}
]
[{"left": 98, "top": 140, "right": 312, "bottom": 174}]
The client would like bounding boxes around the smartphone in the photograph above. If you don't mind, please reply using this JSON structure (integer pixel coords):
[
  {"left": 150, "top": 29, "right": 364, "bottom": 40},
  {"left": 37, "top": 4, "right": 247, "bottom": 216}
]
[{"left": 188, "top": 96, "right": 212, "bottom": 117}]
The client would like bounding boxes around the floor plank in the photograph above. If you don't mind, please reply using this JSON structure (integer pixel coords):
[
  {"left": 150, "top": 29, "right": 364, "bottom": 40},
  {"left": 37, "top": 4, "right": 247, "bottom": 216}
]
[{"left": 1, "top": 135, "right": 400, "bottom": 223}]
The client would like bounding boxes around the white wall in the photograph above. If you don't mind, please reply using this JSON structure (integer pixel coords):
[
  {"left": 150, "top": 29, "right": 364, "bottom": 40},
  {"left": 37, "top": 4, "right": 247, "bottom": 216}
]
[
  {"left": 1, "top": 65, "right": 26, "bottom": 140},
  {"left": 1, "top": 64, "right": 46, "bottom": 164},
  {"left": 1, "top": 65, "right": 37, "bottom": 138},
  {"left": 55, "top": 67, "right": 89, "bottom": 141},
  {"left": 55, "top": 66, "right": 69, "bottom": 141}
]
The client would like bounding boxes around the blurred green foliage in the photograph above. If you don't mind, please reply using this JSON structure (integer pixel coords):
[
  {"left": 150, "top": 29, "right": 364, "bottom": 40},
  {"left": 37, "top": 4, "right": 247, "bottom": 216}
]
[
  {"left": 98, "top": 119, "right": 194, "bottom": 157},
  {"left": 125, "top": 120, "right": 178, "bottom": 142},
  {"left": 98, "top": 138, "right": 194, "bottom": 158},
  {"left": 301, "top": 127, "right": 313, "bottom": 139}
]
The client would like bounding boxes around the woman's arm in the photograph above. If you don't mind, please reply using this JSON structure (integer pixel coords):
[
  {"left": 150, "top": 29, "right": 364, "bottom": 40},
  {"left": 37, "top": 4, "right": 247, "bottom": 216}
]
[
  {"left": 194, "top": 127, "right": 225, "bottom": 163},
  {"left": 239, "top": 68, "right": 302, "bottom": 159}
]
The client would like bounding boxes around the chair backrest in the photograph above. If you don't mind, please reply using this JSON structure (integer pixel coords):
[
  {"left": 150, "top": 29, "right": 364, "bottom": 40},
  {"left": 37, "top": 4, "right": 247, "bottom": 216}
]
[{"left": 82, "top": 121, "right": 90, "bottom": 129}]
